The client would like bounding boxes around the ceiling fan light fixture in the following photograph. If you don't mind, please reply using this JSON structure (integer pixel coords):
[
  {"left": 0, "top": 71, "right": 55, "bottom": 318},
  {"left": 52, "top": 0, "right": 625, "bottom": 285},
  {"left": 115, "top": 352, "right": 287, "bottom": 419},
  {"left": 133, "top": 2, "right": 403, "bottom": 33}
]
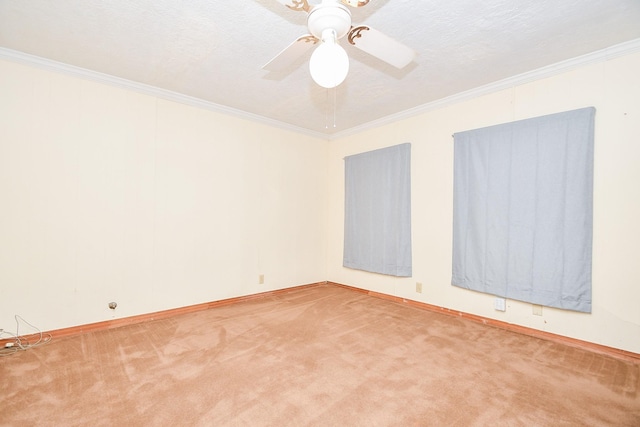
[
  {"left": 309, "top": 28, "right": 349, "bottom": 88},
  {"left": 307, "top": 1, "right": 351, "bottom": 40}
]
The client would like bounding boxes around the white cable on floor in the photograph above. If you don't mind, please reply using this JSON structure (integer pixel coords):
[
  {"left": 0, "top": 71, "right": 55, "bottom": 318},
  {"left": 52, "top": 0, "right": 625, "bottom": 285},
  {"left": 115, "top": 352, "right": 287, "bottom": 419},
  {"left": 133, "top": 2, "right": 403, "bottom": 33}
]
[{"left": 0, "top": 315, "right": 52, "bottom": 356}]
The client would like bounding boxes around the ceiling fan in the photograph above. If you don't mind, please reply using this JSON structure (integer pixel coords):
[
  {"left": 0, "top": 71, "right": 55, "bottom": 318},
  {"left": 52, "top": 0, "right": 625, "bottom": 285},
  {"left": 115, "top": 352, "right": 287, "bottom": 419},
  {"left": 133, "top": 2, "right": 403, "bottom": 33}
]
[{"left": 263, "top": 0, "right": 416, "bottom": 88}]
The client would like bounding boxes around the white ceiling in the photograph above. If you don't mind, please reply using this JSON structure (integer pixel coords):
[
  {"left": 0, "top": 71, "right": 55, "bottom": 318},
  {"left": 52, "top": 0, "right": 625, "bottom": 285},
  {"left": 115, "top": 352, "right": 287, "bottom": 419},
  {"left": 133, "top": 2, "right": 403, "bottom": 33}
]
[{"left": 1, "top": 0, "right": 640, "bottom": 138}]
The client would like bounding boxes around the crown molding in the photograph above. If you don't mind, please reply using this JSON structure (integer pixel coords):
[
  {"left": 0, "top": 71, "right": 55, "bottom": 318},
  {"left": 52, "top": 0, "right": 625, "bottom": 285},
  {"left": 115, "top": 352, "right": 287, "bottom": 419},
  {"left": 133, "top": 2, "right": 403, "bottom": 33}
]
[
  {"left": 329, "top": 37, "right": 640, "bottom": 140},
  {"left": 0, "top": 47, "right": 328, "bottom": 141},
  {"left": 2, "top": 38, "right": 640, "bottom": 142}
]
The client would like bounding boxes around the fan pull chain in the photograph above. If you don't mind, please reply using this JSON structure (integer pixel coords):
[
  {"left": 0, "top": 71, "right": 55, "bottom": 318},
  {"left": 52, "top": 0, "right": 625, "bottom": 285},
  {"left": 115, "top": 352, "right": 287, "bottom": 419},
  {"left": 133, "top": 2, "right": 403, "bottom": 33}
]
[
  {"left": 325, "top": 87, "right": 329, "bottom": 129},
  {"left": 324, "top": 87, "right": 338, "bottom": 129},
  {"left": 333, "top": 85, "right": 337, "bottom": 128}
]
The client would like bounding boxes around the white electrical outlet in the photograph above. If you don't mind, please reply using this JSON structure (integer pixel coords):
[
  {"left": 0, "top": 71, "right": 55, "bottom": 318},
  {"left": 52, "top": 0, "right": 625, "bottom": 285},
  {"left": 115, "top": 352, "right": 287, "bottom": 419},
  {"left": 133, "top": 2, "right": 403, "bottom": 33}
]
[
  {"left": 494, "top": 297, "right": 506, "bottom": 311},
  {"left": 416, "top": 282, "right": 422, "bottom": 293},
  {"left": 258, "top": 274, "right": 264, "bottom": 284},
  {"left": 532, "top": 304, "right": 543, "bottom": 316}
]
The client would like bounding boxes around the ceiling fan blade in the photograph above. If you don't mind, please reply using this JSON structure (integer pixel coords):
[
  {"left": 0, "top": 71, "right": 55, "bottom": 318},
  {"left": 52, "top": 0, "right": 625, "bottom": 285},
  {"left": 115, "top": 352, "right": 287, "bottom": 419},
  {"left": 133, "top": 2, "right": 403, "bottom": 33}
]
[
  {"left": 274, "top": 0, "right": 311, "bottom": 12},
  {"left": 262, "top": 35, "right": 319, "bottom": 72},
  {"left": 341, "top": 0, "right": 370, "bottom": 7},
  {"left": 348, "top": 26, "right": 416, "bottom": 69}
]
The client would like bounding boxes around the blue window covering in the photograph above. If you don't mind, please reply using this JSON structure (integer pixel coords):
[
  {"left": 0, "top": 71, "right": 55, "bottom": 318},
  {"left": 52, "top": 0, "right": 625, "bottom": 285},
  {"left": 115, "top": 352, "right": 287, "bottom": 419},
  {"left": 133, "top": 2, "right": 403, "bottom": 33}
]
[
  {"left": 343, "top": 143, "right": 412, "bottom": 277},
  {"left": 452, "top": 108, "right": 595, "bottom": 312}
]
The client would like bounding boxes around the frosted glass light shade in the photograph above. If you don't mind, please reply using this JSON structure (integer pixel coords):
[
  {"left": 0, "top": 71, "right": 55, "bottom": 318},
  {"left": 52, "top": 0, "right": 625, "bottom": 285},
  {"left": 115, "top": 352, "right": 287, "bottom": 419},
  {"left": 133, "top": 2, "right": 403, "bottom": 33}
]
[{"left": 309, "top": 41, "right": 349, "bottom": 89}]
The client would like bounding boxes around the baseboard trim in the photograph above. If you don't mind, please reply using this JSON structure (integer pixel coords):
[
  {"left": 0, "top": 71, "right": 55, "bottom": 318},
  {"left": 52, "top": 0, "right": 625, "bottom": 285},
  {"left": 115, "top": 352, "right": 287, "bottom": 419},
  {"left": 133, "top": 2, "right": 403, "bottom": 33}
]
[
  {"left": 3, "top": 280, "right": 637, "bottom": 363},
  {"left": 327, "top": 281, "right": 640, "bottom": 364},
  {"left": 0, "top": 282, "right": 324, "bottom": 346}
]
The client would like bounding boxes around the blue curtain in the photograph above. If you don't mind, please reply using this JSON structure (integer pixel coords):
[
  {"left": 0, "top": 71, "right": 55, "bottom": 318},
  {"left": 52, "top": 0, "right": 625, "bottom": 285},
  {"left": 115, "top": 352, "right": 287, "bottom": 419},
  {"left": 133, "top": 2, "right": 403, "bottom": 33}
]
[
  {"left": 452, "top": 108, "right": 595, "bottom": 312},
  {"left": 344, "top": 143, "right": 412, "bottom": 277}
]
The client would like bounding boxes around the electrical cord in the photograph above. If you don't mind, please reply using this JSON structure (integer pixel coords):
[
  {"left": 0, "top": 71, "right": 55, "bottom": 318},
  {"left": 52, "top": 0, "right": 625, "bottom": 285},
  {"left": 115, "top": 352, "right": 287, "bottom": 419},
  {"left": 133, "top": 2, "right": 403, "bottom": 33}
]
[{"left": 0, "top": 315, "right": 52, "bottom": 357}]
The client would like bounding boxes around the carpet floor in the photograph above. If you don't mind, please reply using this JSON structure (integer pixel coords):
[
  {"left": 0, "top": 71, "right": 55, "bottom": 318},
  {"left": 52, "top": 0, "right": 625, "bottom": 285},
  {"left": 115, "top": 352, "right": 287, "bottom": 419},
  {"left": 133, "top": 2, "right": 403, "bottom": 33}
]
[{"left": 1, "top": 284, "right": 638, "bottom": 426}]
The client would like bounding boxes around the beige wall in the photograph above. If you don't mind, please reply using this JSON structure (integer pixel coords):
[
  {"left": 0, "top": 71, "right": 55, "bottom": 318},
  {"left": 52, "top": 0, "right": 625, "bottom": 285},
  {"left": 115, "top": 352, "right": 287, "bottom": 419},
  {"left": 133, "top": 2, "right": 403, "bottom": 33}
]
[
  {"left": 327, "top": 52, "right": 640, "bottom": 354},
  {"left": 2, "top": 50, "right": 639, "bottom": 354},
  {"left": 0, "top": 59, "right": 328, "bottom": 331}
]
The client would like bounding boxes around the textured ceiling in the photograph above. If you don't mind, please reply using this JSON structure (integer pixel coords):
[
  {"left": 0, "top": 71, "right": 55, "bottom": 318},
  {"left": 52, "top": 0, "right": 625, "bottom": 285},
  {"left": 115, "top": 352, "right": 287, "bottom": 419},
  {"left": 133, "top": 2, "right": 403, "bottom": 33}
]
[{"left": 1, "top": 0, "right": 640, "bottom": 137}]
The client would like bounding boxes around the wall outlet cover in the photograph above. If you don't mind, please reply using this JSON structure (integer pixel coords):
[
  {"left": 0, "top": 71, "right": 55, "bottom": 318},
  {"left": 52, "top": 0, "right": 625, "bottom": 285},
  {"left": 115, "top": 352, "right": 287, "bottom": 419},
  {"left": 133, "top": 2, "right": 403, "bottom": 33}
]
[{"left": 494, "top": 297, "right": 506, "bottom": 311}]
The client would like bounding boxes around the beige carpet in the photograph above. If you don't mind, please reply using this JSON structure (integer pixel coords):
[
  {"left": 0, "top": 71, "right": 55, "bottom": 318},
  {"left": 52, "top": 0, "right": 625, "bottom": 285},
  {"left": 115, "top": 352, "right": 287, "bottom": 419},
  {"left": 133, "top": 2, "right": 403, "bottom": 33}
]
[{"left": 1, "top": 284, "right": 638, "bottom": 426}]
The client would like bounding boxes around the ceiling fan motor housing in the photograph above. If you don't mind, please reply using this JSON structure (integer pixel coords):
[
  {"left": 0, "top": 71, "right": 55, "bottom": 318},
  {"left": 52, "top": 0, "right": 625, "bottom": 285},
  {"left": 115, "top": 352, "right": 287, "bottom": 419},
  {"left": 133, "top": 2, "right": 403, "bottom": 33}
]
[{"left": 307, "top": 1, "right": 352, "bottom": 40}]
